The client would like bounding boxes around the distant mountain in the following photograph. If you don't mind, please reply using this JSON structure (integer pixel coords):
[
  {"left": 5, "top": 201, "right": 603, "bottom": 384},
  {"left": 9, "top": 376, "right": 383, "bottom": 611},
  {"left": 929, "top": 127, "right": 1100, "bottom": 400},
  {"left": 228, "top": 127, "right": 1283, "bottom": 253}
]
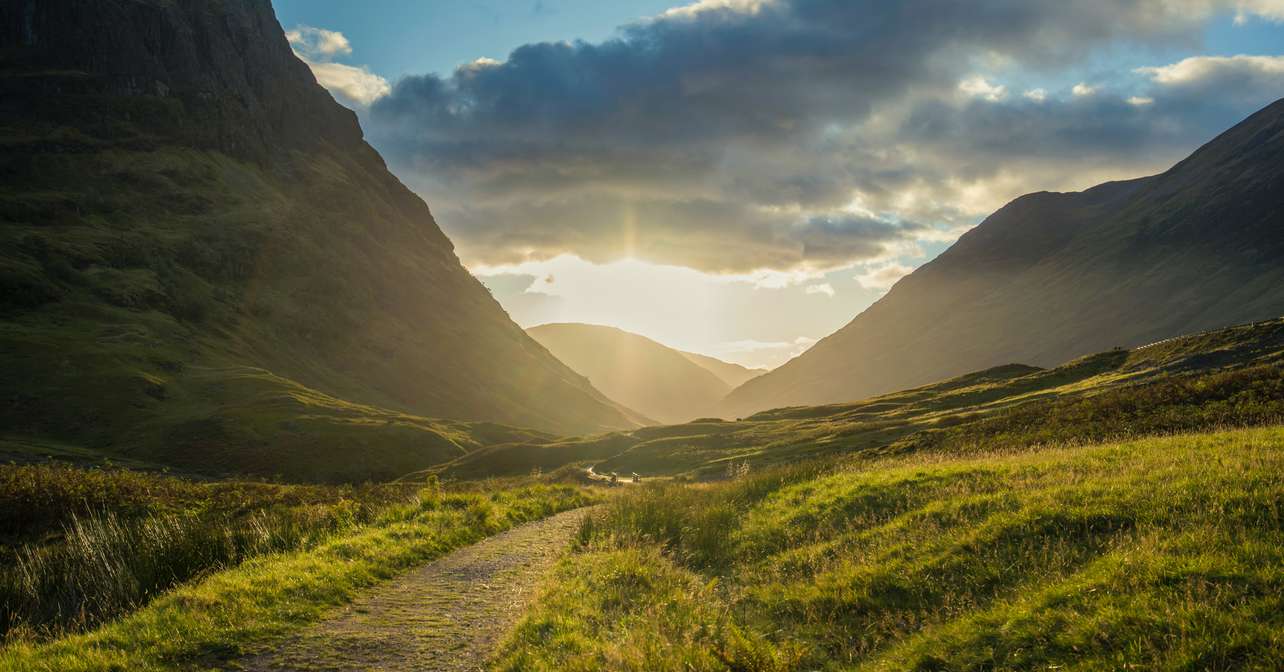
[
  {"left": 0, "top": 0, "right": 641, "bottom": 480},
  {"left": 678, "top": 350, "right": 767, "bottom": 388},
  {"left": 724, "top": 98, "right": 1284, "bottom": 416},
  {"left": 527, "top": 323, "right": 744, "bottom": 424},
  {"left": 445, "top": 317, "right": 1284, "bottom": 480}
]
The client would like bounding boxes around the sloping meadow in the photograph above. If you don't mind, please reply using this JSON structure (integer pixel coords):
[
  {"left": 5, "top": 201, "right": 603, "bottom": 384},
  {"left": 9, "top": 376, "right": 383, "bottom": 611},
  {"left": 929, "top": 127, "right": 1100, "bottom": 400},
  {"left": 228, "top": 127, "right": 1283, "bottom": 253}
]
[{"left": 495, "top": 426, "right": 1284, "bottom": 670}]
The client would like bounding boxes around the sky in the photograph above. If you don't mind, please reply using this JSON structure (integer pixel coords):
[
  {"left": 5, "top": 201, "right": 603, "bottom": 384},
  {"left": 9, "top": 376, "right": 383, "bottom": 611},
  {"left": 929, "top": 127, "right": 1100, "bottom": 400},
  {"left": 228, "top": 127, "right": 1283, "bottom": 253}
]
[{"left": 273, "top": 0, "right": 1284, "bottom": 368}]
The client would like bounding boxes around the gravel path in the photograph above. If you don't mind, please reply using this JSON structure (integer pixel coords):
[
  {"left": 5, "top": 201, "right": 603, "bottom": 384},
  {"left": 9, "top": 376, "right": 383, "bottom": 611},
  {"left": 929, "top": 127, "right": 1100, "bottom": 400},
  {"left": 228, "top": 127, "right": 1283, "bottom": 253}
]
[{"left": 238, "top": 507, "right": 592, "bottom": 672}]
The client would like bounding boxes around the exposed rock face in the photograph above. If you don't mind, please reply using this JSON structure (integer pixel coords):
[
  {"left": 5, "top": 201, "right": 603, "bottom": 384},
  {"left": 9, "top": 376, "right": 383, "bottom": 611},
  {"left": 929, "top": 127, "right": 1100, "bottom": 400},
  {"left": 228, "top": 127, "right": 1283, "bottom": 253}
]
[
  {"left": 724, "top": 98, "right": 1284, "bottom": 417},
  {"left": 0, "top": 0, "right": 641, "bottom": 479},
  {"left": 0, "top": 0, "right": 362, "bottom": 160}
]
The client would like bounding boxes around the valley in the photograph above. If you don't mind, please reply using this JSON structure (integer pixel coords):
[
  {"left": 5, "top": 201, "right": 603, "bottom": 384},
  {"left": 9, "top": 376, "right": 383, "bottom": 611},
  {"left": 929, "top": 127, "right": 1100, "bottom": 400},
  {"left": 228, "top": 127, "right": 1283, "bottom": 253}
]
[
  {"left": 526, "top": 322, "right": 764, "bottom": 424},
  {"left": 1, "top": 0, "right": 1282, "bottom": 670},
  {"left": 443, "top": 318, "right": 1284, "bottom": 480}
]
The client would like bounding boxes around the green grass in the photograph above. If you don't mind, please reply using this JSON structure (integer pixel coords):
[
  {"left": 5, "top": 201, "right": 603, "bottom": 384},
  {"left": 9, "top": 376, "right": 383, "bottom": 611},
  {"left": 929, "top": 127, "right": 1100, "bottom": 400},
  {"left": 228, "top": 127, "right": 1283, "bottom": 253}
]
[
  {"left": 494, "top": 426, "right": 1284, "bottom": 671},
  {"left": 0, "top": 463, "right": 433, "bottom": 639},
  {"left": 444, "top": 318, "right": 1284, "bottom": 480},
  {"left": 1, "top": 88, "right": 622, "bottom": 482},
  {"left": 0, "top": 479, "right": 596, "bottom": 671}
]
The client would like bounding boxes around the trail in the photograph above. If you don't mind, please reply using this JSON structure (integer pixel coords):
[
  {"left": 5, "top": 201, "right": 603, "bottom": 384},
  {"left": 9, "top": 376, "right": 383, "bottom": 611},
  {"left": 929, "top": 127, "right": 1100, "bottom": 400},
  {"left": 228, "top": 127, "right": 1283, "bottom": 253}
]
[{"left": 238, "top": 507, "right": 592, "bottom": 672}]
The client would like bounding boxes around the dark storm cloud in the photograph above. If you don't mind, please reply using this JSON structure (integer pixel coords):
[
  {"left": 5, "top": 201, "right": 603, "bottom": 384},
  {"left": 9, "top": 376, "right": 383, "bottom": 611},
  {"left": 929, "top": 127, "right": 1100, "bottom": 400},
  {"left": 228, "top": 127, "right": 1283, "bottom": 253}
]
[{"left": 365, "top": 0, "right": 1275, "bottom": 273}]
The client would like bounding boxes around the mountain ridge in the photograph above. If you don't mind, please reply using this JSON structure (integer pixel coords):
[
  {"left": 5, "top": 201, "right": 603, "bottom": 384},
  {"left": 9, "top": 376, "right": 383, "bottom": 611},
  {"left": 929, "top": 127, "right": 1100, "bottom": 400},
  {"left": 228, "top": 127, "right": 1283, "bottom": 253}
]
[
  {"left": 677, "top": 349, "right": 767, "bottom": 388},
  {"left": 444, "top": 316, "right": 1284, "bottom": 480},
  {"left": 0, "top": 0, "right": 641, "bottom": 480},
  {"left": 526, "top": 322, "right": 741, "bottom": 424},
  {"left": 723, "top": 97, "right": 1284, "bottom": 416}
]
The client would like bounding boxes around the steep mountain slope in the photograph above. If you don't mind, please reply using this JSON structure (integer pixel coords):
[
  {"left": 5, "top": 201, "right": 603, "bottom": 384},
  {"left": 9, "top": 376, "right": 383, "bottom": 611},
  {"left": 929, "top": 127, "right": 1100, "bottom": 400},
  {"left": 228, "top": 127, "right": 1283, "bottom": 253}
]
[
  {"left": 724, "top": 98, "right": 1284, "bottom": 416},
  {"left": 445, "top": 317, "right": 1284, "bottom": 479},
  {"left": 678, "top": 350, "right": 767, "bottom": 388},
  {"left": 0, "top": 0, "right": 639, "bottom": 480},
  {"left": 526, "top": 323, "right": 732, "bottom": 424}
]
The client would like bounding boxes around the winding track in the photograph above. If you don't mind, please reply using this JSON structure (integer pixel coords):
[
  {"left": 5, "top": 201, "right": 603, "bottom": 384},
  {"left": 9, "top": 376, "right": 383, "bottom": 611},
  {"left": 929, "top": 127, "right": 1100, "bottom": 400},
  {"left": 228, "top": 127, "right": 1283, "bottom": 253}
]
[{"left": 238, "top": 507, "right": 593, "bottom": 672}]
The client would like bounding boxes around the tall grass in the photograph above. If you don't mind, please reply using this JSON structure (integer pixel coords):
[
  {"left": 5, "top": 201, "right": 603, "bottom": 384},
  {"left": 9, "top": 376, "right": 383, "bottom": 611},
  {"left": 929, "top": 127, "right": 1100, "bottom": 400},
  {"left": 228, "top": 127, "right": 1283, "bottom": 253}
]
[
  {"left": 0, "top": 482, "right": 598, "bottom": 672},
  {"left": 0, "top": 462, "right": 446, "bottom": 640},
  {"left": 1, "top": 498, "right": 388, "bottom": 638}
]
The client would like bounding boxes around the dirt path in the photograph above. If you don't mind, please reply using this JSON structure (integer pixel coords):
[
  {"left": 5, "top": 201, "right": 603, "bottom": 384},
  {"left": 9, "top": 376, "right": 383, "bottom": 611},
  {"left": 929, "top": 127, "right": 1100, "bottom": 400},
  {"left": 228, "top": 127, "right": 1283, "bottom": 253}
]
[{"left": 238, "top": 507, "right": 593, "bottom": 672}]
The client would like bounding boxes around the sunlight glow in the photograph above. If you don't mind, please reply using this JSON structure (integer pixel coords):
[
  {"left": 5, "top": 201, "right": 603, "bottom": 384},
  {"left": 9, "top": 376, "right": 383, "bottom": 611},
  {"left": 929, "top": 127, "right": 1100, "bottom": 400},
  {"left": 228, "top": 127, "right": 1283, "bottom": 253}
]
[{"left": 471, "top": 254, "right": 882, "bottom": 368}]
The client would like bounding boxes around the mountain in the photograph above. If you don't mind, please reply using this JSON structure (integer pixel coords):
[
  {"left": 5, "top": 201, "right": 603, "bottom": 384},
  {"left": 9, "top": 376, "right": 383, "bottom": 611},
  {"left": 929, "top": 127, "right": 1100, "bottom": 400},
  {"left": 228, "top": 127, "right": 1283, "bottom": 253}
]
[
  {"left": 526, "top": 323, "right": 741, "bottom": 424},
  {"left": 677, "top": 350, "right": 767, "bottom": 388},
  {"left": 724, "top": 98, "right": 1284, "bottom": 416},
  {"left": 0, "top": 0, "right": 641, "bottom": 481},
  {"left": 444, "top": 317, "right": 1284, "bottom": 480}
]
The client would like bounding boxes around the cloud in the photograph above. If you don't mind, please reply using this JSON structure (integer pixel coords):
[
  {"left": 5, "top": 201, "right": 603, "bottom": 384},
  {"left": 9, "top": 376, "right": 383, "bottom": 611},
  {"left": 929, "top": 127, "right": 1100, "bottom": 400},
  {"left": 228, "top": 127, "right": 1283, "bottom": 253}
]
[
  {"left": 286, "top": 26, "right": 353, "bottom": 59},
  {"left": 806, "top": 283, "right": 836, "bottom": 297},
  {"left": 287, "top": 26, "right": 390, "bottom": 107},
  {"left": 365, "top": 0, "right": 1283, "bottom": 274},
  {"left": 855, "top": 261, "right": 915, "bottom": 291},
  {"left": 432, "top": 195, "right": 926, "bottom": 274},
  {"left": 1233, "top": 0, "right": 1284, "bottom": 23},
  {"left": 1072, "top": 82, "right": 1096, "bottom": 96},
  {"left": 1136, "top": 54, "right": 1284, "bottom": 104},
  {"left": 1137, "top": 54, "right": 1284, "bottom": 84},
  {"left": 306, "top": 61, "right": 392, "bottom": 106},
  {"left": 661, "top": 0, "right": 773, "bottom": 19},
  {"left": 1126, "top": 95, "right": 1155, "bottom": 106},
  {"left": 959, "top": 76, "right": 1007, "bottom": 101}
]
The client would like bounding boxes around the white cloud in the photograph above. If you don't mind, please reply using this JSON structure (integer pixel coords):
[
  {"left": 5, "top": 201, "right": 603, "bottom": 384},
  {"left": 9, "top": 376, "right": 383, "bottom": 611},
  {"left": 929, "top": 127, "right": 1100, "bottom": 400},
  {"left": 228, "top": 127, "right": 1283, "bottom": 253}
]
[
  {"left": 286, "top": 26, "right": 352, "bottom": 59},
  {"left": 661, "top": 0, "right": 773, "bottom": 19},
  {"left": 805, "top": 283, "right": 835, "bottom": 297},
  {"left": 855, "top": 261, "right": 915, "bottom": 291},
  {"left": 1072, "top": 82, "right": 1096, "bottom": 96},
  {"left": 1126, "top": 95, "right": 1155, "bottom": 106},
  {"left": 286, "top": 26, "right": 390, "bottom": 107},
  {"left": 1023, "top": 88, "right": 1048, "bottom": 102},
  {"left": 1234, "top": 0, "right": 1284, "bottom": 24},
  {"left": 1136, "top": 54, "right": 1284, "bottom": 85},
  {"left": 306, "top": 61, "right": 392, "bottom": 106},
  {"left": 959, "top": 76, "right": 1007, "bottom": 101}
]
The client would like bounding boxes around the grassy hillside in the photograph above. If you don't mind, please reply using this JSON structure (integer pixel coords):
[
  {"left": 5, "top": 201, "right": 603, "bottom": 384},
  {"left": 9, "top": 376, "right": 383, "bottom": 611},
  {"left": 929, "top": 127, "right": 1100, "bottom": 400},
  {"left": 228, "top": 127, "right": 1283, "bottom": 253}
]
[
  {"left": 0, "top": 0, "right": 640, "bottom": 482},
  {"left": 443, "top": 317, "right": 1284, "bottom": 480},
  {"left": 724, "top": 97, "right": 1284, "bottom": 416},
  {"left": 495, "top": 426, "right": 1284, "bottom": 670},
  {"left": 527, "top": 323, "right": 731, "bottom": 424},
  {"left": 0, "top": 460, "right": 596, "bottom": 668}
]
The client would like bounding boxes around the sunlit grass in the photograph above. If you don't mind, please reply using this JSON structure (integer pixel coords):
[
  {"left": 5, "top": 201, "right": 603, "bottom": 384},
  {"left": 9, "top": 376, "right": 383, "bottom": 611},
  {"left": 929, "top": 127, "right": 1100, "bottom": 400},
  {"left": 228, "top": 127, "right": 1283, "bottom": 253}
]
[
  {"left": 496, "top": 426, "right": 1284, "bottom": 670},
  {"left": 0, "top": 478, "right": 597, "bottom": 672}
]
